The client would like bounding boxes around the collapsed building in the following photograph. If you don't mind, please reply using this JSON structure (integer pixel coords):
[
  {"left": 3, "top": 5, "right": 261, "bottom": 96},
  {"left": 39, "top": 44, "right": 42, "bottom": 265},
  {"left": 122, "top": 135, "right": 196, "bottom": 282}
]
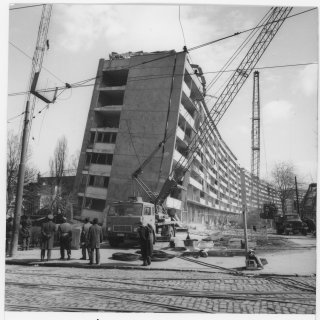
[{"left": 73, "top": 50, "right": 281, "bottom": 226}]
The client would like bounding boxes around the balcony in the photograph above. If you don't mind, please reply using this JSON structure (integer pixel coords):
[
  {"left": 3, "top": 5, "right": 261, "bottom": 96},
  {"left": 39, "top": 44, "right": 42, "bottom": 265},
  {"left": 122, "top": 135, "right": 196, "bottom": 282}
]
[
  {"left": 94, "top": 105, "right": 122, "bottom": 113},
  {"left": 182, "top": 81, "right": 191, "bottom": 97},
  {"left": 173, "top": 149, "right": 188, "bottom": 168},
  {"left": 200, "top": 198, "right": 206, "bottom": 205},
  {"left": 165, "top": 197, "right": 182, "bottom": 210},
  {"left": 83, "top": 164, "right": 112, "bottom": 176},
  {"left": 179, "top": 104, "right": 195, "bottom": 128},
  {"left": 85, "top": 186, "right": 108, "bottom": 199},
  {"left": 91, "top": 143, "right": 115, "bottom": 154},
  {"left": 99, "top": 85, "right": 126, "bottom": 92},
  {"left": 91, "top": 127, "right": 118, "bottom": 133},
  {"left": 189, "top": 177, "right": 203, "bottom": 190},
  {"left": 176, "top": 126, "right": 185, "bottom": 142}
]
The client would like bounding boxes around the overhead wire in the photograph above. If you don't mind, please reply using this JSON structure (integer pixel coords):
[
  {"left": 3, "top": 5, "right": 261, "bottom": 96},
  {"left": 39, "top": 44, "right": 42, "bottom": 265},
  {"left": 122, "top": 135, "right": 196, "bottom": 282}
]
[
  {"left": 7, "top": 61, "right": 317, "bottom": 98},
  {"left": 9, "top": 41, "right": 65, "bottom": 85},
  {"left": 9, "top": 4, "right": 45, "bottom": 11},
  {"left": 8, "top": 6, "right": 316, "bottom": 100}
]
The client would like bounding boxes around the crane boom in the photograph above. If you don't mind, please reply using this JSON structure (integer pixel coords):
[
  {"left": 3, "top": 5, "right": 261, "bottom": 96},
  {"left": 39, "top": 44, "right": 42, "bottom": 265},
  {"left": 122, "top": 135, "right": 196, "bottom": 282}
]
[{"left": 155, "top": 6, "right": 293, "bottom": 207}]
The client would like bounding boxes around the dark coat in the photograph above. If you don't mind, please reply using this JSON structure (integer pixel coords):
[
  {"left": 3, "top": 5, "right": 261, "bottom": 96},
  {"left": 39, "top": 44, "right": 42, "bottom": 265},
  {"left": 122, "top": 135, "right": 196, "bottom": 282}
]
[
  {"left": 138, "top": 224, "right": 155, "bottom": 259},
  {"left": 41, "top": 221, "right": 56, "bottom": 249},
  {"left": 87, "top": 224, "right": 103, "bottom": 249},
  {"left": 81, "top": 222, "right": 92, "bottom": 247}
]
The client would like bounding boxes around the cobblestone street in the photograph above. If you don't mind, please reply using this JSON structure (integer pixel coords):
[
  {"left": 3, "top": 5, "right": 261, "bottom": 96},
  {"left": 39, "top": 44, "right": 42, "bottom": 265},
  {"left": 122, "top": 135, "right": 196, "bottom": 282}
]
[{"left": 5, "top": 264, "right": 316, "bottom": 313}]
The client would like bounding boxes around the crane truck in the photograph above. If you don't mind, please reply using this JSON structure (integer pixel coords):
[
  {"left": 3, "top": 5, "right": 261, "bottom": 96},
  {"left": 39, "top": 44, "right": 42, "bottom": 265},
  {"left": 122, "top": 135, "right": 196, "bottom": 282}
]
[{"left": 105, "top": 7, "right": 293, "bottom": 247}]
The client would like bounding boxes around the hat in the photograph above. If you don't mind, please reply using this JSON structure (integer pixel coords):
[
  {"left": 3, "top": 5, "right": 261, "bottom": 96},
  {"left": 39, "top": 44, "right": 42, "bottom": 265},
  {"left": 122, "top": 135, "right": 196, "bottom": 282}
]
[{"left": 47, "top": 214, "right": 54, "bottom": 220}]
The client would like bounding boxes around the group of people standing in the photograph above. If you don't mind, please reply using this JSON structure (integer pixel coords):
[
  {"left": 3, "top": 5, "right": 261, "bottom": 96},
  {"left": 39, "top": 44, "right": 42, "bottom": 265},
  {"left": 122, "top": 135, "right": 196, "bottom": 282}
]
[
  {"left": 40, "top": 214, "right": 73, "bottom": 261},
  {"left": 7, "top": 213, "right": 155, "bottom": 267},
  {"left": 40, "top": 215, "right": 103, "bottom": 264},
  {"left": 5, "top": 215, "right": 32, "bottom": 257},
  {"left": 80, "top": 217, "right": 103, "bottom": 265}
]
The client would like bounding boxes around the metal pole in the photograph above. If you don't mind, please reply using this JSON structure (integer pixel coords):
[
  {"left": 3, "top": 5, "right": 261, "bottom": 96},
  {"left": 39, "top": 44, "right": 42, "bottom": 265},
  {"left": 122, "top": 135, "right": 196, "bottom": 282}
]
[
  {"left": 10, "top": 100, "right": 30, "bottom": 257},
  {"left": 240, "top": 168, "right": 248, "bottom": 253}
]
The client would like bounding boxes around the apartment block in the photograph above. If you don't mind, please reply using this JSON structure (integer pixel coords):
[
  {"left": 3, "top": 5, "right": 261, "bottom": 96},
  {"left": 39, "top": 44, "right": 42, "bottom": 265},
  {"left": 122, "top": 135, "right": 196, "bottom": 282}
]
[{"left": 74, "top": 50, "right": 280, "bottom": 225}]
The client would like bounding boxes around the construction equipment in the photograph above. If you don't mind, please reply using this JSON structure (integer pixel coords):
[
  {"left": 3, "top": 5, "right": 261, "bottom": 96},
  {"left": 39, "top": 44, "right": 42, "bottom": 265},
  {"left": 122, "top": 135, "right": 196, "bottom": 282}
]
[
  {"left": 300, "top": 183, "right": 317, "bottom": 234},
  {"left": 105, "top": 7, "right": 293, "bottom": 246}
]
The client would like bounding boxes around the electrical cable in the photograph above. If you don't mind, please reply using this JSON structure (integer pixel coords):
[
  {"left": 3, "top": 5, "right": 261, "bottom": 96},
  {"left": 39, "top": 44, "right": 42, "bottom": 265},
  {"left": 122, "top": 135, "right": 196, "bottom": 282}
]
[
  {"left": 9, "top": 41, "right": 65, "bottom": 85},
  {"left": 187, "top": 7, "right": 317, "bottom": 52},
  {"left": 178, "top": 6, "right": 187, "bottom": 47},
  {"left": 7, "top": 61, "right": 317, "bottom": 98},
  {"left": 9, "top": 4, "right": 45, "bottom": 11},
  {"left": 8, "top": 6, "right": 316, "bottom": 100}
]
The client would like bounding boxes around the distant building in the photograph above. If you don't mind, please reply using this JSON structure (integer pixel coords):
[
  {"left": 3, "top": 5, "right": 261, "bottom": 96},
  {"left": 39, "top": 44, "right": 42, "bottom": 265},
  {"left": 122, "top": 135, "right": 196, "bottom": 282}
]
[
  {"left": 74, "top": 50, "right": 281, "bottom": 225},
  {"left": 23, "top": 173, "right": 76, "bottom": 218}
]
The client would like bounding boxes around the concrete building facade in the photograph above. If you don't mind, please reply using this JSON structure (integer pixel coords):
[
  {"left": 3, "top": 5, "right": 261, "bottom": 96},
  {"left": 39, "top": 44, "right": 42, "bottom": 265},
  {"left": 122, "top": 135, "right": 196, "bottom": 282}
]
[{"left": 74, "top": 50, "right": 280, "bottom": 226}]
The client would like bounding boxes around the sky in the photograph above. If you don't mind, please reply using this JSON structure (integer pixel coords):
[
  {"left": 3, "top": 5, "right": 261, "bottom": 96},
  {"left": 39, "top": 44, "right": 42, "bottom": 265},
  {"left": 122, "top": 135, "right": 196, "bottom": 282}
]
[{"left": 4, "top": 0, "right": 319, "bottom": 186}]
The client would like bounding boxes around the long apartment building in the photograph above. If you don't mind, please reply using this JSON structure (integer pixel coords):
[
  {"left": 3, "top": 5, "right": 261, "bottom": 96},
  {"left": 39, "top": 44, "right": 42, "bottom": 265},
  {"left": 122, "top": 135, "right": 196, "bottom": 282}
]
[{"left": 73, "top": 50, "right": 280, "bottom": 224}]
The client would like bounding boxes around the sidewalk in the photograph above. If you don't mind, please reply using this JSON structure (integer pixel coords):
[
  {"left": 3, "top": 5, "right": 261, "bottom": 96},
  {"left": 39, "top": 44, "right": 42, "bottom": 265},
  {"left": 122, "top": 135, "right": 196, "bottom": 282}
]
[{"left": 5, "top": 241, "right": 316, "bottom": 276}]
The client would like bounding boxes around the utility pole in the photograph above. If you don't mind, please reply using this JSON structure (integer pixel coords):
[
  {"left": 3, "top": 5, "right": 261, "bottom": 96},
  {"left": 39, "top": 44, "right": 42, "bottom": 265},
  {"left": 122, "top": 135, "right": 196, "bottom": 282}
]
[
  {"left": 10, "top": 4, "right": 53, "bottom": 257},
  {"left": 295, "top": 176, "right": 300, "bottom": 216}
]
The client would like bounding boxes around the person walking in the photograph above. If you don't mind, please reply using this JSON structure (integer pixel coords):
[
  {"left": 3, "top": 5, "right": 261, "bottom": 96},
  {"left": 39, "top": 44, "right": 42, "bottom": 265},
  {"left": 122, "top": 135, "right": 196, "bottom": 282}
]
[
  {"left": 20, "top": 215, "right": 32, "bottom": 251},
  {"left": 87, "top": 218, "right": 103, "bottom": 265},
  {"left": 80, "top": 217, "right": 92, "bottom": 260},
  {"left": 137, "top": 223, "right": 155, "bottom": 266},
  {"left": 6, "top": 217, "right": 13, "bottom": 257},
  {"left": 58, "top": 217, "right": 72, "bottom": 260},
  {"left": 40, "top": 214, "right": 56, "bottom": 261}
]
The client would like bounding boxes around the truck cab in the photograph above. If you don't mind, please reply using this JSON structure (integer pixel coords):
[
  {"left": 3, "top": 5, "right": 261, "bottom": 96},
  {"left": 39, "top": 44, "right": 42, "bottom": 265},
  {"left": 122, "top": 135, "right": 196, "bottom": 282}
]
[{"left": 106, "top": 197, "right": 155, "bottom": 247}]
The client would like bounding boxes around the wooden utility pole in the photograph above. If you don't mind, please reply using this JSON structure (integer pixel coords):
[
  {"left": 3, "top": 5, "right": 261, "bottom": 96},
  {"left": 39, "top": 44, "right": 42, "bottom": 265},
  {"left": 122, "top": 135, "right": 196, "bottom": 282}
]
[
  {"left": 9, "top": 4, "right": 53, "bottom": 257},
  {"left": 295, "top": 176, "right": 300, "bottom": 215}
]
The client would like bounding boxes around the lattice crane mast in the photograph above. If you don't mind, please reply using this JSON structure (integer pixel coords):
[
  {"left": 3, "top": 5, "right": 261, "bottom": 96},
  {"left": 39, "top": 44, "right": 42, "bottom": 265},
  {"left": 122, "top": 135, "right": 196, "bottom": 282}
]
[{"left": 154, "top": 7, "right": 293, "bottom": 208}]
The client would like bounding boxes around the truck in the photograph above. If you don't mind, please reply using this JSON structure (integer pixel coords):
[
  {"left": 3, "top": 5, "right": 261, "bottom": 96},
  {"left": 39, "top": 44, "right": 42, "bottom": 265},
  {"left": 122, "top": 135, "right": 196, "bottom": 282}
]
[
  {"left": 105, "top": 8, "right": 292, "bottom": 247},
  {"left": 274, "top": 214, "right": 308, "bottom": 236},
  {"left": 106, "top": 197, "right": 177, "bottom": 247}
]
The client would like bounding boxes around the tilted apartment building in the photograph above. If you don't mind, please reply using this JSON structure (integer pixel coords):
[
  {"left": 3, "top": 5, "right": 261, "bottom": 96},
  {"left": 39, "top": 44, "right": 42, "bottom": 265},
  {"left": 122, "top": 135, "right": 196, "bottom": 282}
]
[{"left": 73, "top": 50, "right": 280, "bottom": 225}]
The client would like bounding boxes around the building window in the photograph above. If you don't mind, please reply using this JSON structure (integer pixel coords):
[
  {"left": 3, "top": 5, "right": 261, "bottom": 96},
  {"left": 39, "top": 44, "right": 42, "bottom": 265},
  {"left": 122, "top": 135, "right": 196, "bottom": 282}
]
[
  {"left": 89, "top": 153, "right": 113, "bottom": 165},
  {"left": 79, "top": 175, "right": 87, "bottom": 192},
  {"left": 84, "top": 197, "right": 105, "bottom": 211},
  {"left": 88, "top": 175, "right": 110, "bottom": 188}
]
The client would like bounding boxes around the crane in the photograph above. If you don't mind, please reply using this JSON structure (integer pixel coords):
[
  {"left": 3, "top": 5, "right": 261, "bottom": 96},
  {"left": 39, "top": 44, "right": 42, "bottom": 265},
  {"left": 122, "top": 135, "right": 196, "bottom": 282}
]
[
  {"left": 133, "top": 7, "right": 293, "bottom": 211},
  {"left": 10, "top": 4, "right": 53, "bottom": 257}
]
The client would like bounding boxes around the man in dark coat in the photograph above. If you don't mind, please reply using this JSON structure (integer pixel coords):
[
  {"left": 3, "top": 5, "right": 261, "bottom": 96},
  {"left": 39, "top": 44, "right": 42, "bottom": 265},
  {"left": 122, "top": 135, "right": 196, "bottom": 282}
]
[
  {"left": 137, "top": 223, "right": 156, "bottom": 266},
  {"left": 58, "top": 217, "right": 72, "bottom": 260},
  {"left": 20, "top": 215, "right": 32, "bottom": 251},
  {"left": 87, "top": 218, "right": 103, "bottom": 265},
  {"left": 80, "top": 217, "right": 92, "bottom": 260},
  {"left": 40, "top": 214, "right": 56, "bottom": 261}
]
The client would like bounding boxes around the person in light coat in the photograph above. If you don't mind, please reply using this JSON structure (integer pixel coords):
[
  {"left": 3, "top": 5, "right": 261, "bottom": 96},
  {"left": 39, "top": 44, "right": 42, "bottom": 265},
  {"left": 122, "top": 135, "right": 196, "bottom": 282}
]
[{"left": 87, "top": 218, "right": 103, "bottom": 265}]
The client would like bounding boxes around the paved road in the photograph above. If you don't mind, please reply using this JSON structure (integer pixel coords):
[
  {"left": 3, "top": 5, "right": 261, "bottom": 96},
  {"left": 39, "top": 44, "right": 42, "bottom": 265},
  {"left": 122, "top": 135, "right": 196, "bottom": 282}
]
[{"left": 5, "top": 264, "right": 316, "bottom": 313}]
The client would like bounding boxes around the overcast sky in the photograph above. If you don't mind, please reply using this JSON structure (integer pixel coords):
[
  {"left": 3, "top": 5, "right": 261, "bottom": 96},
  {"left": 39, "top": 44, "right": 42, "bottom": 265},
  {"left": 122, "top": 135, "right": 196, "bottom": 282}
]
[{"left": 5, "top": 1, "right": 319, "bottom": 185}]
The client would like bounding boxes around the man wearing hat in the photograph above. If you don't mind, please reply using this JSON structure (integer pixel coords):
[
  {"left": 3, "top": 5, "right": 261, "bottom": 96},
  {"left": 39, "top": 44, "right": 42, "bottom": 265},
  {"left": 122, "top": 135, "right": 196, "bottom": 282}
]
[
  {"left": 40, "top": 214, "right": 56, "bottom": 261},
  {"left": 58, "top": 217, "right": 72, "bottom": 260},
  {"left": 87, "top": 218, "right": 103, "bottom": 265}
]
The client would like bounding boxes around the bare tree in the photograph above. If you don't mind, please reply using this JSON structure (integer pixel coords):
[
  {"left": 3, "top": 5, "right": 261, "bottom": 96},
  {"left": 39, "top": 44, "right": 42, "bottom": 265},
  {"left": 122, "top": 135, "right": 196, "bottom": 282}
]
[
  {"left": 49, "top": 136, "right": 68, "bottom": 187},
  {"left": 69, "top": 149, "right": 80, "bottom": 173},
  {"left": 271, "top": 162, "right": 295, "bottom": 214},
  {"left": 7, "top": 130, "right": 38, "bottom": 214}
]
